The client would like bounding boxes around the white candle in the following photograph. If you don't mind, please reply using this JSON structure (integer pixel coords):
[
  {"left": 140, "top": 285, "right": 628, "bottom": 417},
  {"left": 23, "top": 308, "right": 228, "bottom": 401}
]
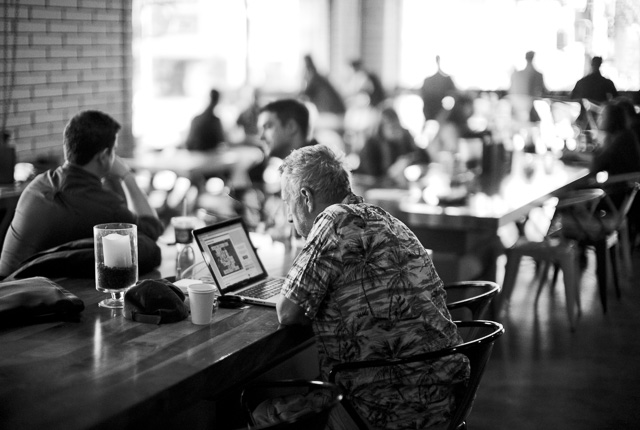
[{"left": 102, "top": 233, "right": 132, "bottom": 267}]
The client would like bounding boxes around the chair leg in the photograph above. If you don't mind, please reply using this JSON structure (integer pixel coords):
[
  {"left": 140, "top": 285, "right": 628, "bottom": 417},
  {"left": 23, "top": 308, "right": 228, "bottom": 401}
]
[
  {"left": 594, "top": 242, "right": 608, "bottom": 313},
  {"left": 610, "top": 245, "right": 621, "bottom": 299},
  {"left": 558, "top": 247, "right": 579, "bottom": 331},
  {"left": 534, "top": 260, "right": 550, "bottom": 303},
  {"left": 499, "top": 251, "right": 523, "bottom": 313},
  {"left": 619, "top": 223, "right": 632, "bottom": 278}
]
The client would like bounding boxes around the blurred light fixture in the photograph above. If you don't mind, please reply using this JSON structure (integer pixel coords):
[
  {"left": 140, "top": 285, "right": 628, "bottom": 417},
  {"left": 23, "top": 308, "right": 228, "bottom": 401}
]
[
  {"left": 441, "top": 96, "right": 455, "bottom": 111},
  {"left": 404, "top": 164, "right": 422, "bottom": 183}
]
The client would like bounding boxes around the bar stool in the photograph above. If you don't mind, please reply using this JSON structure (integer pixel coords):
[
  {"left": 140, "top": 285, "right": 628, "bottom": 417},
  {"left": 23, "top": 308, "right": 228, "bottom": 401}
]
[{"left": 500, "top": 189, "right": 605, "bottom": 330}]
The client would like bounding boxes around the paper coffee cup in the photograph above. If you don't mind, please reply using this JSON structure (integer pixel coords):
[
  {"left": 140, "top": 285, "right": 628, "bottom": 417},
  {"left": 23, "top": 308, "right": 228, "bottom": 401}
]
[{"left": 188, "top": 284, "right": 217, "bottom": 325}]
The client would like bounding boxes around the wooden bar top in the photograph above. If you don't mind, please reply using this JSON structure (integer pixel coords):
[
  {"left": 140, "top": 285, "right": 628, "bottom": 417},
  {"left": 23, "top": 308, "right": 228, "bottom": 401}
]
[{"left": 0, "top": 240, "right": 312, "bottom": 430}]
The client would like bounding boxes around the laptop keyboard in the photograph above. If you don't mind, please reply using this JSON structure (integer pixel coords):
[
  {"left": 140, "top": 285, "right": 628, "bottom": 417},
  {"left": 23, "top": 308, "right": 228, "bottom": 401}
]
[{"left": 241, "top": 278, "right": 284, "bottom": 299}]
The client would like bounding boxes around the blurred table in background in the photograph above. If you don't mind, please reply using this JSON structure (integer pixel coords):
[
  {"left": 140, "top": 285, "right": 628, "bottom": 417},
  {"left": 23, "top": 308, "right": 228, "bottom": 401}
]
[
  {"left": 124, "top": 144, "right": 264, "bottom": 190},
  {"left": 363, "top": 152, "right": 591, "bottom": 283}
]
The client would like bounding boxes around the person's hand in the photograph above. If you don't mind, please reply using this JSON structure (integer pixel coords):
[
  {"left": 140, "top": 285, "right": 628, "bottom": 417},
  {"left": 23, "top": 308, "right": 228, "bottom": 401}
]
[{"left": 110, "top": 156, "right": 132, "bottom": 180}]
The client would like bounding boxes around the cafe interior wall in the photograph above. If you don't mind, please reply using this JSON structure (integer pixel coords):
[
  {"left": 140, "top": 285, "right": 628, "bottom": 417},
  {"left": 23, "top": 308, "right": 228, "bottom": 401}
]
[{"left": 1, "top": 0, "right": 134, "bottom": 168}]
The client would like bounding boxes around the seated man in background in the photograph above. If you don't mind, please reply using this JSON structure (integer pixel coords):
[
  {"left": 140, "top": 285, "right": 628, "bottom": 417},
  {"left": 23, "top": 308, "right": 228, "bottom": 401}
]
[
  {"left": 0, "top": 110, "right": 163, "bottom": 279},
  {"left": 256, "top": 145, "right": 468, "bottom": 429},
  {"left": 258, "top": 98, "right": 318, "bottom": 160}
]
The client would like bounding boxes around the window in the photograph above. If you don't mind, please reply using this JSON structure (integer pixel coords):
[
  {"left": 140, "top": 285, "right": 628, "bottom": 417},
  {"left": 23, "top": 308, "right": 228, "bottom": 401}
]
[
  {"left": 399, "top": 0, "right": 640, "bottom": 92},
  {"left": 132, "top": 0, "right": 329, "bottom": 151}
]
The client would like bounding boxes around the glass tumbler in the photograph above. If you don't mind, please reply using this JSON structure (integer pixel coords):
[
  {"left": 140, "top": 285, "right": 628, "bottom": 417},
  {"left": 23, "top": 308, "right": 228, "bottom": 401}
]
[{"left": 94, "top": 223, "right": 138, "bottom": 308}]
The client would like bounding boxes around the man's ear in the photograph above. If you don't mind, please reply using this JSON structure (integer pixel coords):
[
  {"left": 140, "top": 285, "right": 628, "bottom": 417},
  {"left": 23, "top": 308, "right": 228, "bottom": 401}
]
[
  {"left": 96, "top": 147, "right": 112, "bottom": 168},
  {"left": 284, "top": 118, "right": 299, "bottom": 136},
  {"left": 300, "top": 187, "right": 314, "bottom": 212}
]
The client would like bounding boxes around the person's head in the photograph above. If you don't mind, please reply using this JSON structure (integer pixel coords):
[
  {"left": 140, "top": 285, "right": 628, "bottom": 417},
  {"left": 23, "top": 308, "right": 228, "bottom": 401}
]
[
  {"left": 525, "top": 51, "right": 535, "bottom": 63},
  {"left": 259, "top": 99, "right": 310, "bottom": 155},
  {"left": 63, "top": 110, "right": 121, "bottom": 167},
  {"left": 378, "top": 107, "right": 405, "bottom": 142},
  {"left": 612, "top": 97, "right": 639, "bottom": 129},
  {"left": 591, "top": 56, "right": 603, "bottom": 71},
  {"left": 349, "top": 59, "right": 363, "bottom": 71},
  {"left": 208, "top": 89, "right": 220, "bottom": 107},
  {"left": 598, "top": 102, "right": 627, "bottom": 134},
  {"left": 303, "top": 54, "right": 317, "bottom": 75},
  {"left": 279, "top": 145, "right": 352, "bottom": 238}
]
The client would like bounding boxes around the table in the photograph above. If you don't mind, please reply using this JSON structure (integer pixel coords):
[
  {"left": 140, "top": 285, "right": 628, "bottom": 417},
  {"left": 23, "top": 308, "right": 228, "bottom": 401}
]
[
  {"left": 0, "top": 239, "right": 312, "bottom": 430},
  {"left": 123, "top": 145, "right": 264, "bottom": 190},
  {"left": 365, "top": 152, "right": 591, "bottom": 283}
]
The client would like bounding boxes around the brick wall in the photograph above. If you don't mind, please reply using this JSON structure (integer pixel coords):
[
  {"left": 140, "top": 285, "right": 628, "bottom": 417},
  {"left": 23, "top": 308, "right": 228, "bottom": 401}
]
[{"left": 1, "top": 0, "right": 133, "bottom": 165}]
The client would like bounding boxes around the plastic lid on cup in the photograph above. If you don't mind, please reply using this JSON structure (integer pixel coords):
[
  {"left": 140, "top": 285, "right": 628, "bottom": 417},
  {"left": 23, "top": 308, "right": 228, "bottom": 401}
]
[{"left": 187, "top": 284, "right": 216, "bottom": 294}]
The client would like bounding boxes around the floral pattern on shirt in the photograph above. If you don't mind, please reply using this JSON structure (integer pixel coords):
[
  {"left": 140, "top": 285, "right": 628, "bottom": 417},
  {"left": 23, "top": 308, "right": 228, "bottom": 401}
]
[{"left": 281, "top": 194, "right": 469, "bottom": 429}]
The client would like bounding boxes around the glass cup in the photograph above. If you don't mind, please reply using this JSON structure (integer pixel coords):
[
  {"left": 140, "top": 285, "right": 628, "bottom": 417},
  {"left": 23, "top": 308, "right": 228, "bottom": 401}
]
[
  {"left": 171, "top": 216, "right": 197, "bottom": 244},
  {"left": 94, "top": 223, "right": 138, "bottom": 308}
]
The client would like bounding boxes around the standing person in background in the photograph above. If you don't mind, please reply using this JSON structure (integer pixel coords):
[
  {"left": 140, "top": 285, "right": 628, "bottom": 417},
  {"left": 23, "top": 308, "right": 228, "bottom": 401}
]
[
  {"left": 571, "top": 56, "right": 618, "bottom": 104},
  {"left": 420, "top": 55, "right": 457, "bottom": 122},
  {"left": 185, "top": 89, "right": 226, "bottom": 151},
  {"left": 0, "top": 110, "right": 163, "bottom": 279},
  {"left": 571, "top": 57, "right": 619, "bottom": 131},
  {"left": 508, "top": 51, "right": 547, "bottom": 131}
]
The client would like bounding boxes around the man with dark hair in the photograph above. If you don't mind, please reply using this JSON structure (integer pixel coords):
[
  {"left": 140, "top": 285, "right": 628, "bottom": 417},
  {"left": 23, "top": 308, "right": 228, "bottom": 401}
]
[
  {"left": 571, "top": 56, "right": 618, "bottom": 103},
  {"left": 253, "top": 145, "right": 468, "bottom": 429},
  {"left": 258, "top": 98, "right": 315, "bottom": 159},
  {"left": 185, "top": 89, "right": 226, "bottom": 151},
  {"left": 0, "top": 110, "right": 163, "bottom": 279}
]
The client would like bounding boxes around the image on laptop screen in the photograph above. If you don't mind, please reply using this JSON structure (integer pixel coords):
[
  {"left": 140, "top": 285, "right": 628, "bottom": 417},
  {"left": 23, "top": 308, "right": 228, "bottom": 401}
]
[{"left": 193, "top": 218, "right": 269, "bottom": 294}]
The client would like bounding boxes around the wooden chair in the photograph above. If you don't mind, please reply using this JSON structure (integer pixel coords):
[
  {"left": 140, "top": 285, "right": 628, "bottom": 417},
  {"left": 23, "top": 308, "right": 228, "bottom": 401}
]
[
  {"left": 445, "top": 281, "right": 501, "bottom": 320},
  {"left": 328, "top": 320, "right": 504, "bottom": 430},
  {"left": 499, "top": 189, "right": 605, "bottom": 330},
  {"left": 239, "top": 380, "right": 343, "bottom": 430}
]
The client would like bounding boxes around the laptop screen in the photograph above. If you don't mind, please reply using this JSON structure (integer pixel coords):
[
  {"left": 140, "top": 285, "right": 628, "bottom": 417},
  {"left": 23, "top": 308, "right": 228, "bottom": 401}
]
[{"left": 192, "top": 218, "right": 268, "bottom": 293}]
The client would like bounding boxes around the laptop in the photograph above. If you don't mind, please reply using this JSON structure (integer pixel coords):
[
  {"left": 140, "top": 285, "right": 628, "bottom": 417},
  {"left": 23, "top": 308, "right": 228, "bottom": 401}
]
[{"left": 192, "top": 217, "right": 284, "bottom": 307}]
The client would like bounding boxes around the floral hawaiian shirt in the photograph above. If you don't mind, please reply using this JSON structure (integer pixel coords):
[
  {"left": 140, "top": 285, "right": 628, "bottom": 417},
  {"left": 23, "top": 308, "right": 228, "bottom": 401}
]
[{"left": 281, "top": 194, "right": 469, "bottom": 429}]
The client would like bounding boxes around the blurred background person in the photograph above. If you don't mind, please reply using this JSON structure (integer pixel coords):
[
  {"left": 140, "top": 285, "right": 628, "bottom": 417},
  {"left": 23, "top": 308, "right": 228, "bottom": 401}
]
[
  {"left": 572, "top": 56, "right": 619, "bottom": 132},
  {"left": 235, "top": 87, "right": 262, "bottom": 146},
  {"left": 571, "top": 56, "right": 618, "bottom": 104},
  {"left": 354, "top": 106, "right": 430, "bottom": 188},
  {"left": 301, "top": 54, "right": 346, "bottom": 133},
  {"left": 508, "top": 51, "right": 547, "bottom": 133},
  {"left": 343, "top": 59, "right": 385, "bottom": 156},
  {"left": 345, "top": 58, "right": 386, "bottom": 108},
  {"left": 184, "top": 88, "right": 226, "bottom": 151},
  {"left": 590, "top": 101, "right": 640, "bottom": 177},
  {"left": 420, "top": 55, "right": 457, "bottom": 123}
]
